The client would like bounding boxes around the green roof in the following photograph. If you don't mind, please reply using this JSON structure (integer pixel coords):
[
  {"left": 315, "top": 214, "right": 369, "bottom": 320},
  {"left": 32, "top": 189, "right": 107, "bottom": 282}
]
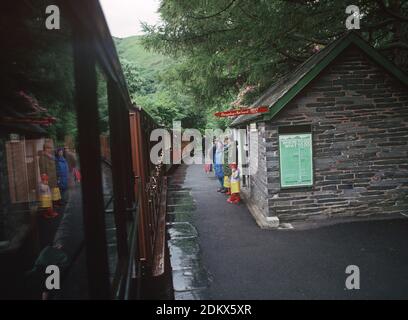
[{"left": 231, "top": 31, "right": 408, "bottom": 127}]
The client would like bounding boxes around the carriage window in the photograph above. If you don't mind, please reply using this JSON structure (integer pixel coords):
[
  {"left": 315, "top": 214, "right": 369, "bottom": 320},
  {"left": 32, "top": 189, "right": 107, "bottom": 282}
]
[
  {"left": 96, "top": 65, "right": 118, "bottom": 285},
  {"left": 0, "top": 1, "right": 88, "bottom": 299}
]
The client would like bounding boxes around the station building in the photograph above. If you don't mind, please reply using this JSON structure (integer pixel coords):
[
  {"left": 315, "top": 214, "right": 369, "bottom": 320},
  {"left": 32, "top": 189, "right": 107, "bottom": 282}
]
[{"left": 231, "top": 32, "right": 408, "bottom": 228}]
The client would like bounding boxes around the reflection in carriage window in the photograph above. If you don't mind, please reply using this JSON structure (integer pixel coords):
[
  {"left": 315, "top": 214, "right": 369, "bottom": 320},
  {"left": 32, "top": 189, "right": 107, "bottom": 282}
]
[
  {"left": 0, "top": 1, "right": 87, "bottom": 299},
  {"left": 1, "top": 0, "right": 142, "bottom": 300},
  {"left": 97, "top": 64, "right": 118, "bottom": 284}
]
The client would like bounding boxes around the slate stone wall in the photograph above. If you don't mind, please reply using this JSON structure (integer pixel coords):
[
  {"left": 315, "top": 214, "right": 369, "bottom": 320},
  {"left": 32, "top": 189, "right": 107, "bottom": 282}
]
[{"left": 253, "top": 45, "right": 408, "bottom": 222}]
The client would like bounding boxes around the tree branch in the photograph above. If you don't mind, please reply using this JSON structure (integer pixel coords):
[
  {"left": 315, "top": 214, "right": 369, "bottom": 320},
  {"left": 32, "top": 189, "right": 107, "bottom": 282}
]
[
  {"left": 164, "top": 27, "right": 240, "bottom": 44},
  {"left": 188, "top": 0, "right": 238, "bottom": 20},
  {"left": 379, "top": 41, "right": 408, "bottom": 51},
  {"left": 277, "top": 49, "right": 307, "bottom": 63},
  {"left": 289, "top": 33, "right": 330, "bottom": 45},
  {"left": 237, "top": 3, "right": 258, "bottom": 20},
  {"left": 361, "top": 18, "right": 396, "bottom": 30},
  {"left": 376, "top": 0, "right": 408, "bottom": 22},
  {"left": 280, "top": 0, "right": 316, "bottom": 5}
]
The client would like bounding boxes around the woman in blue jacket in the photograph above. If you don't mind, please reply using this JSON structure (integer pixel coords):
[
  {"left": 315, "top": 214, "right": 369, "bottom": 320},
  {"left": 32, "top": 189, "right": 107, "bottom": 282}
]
[
  {"left": 214, "top": 139, "right": 226, "bottom": 192},
  {"left": 55, "top": 147, "right": 69, "bottom": 205}
]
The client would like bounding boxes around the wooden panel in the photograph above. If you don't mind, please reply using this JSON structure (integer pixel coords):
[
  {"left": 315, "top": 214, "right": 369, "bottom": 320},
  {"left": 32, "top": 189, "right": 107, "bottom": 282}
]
[
  {"left": 100, "top": 134, "right": 111, "bottom": 161},
  {"left": 25, "top": 139, "right": 40, "bottom": 201},
  {"left": 129, "top": 112, "right": 149, "bottom": 262},
  {"left": 5, "top": 141, "right": 29, "bottom": 203}
]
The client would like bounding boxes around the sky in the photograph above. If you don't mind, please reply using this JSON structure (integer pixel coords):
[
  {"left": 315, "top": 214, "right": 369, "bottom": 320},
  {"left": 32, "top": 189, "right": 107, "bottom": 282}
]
[{"left": 99, "top": 0, "right": 161, "bottom": 38}]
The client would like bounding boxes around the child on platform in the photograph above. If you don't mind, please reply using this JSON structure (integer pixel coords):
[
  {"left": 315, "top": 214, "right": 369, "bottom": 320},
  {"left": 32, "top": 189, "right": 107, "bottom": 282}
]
[
  {"left": 227, "top": 163, "right": 241, "bottom": 204},
  {"left": 38, "top": 174, "right": 59, "bottom": 218}
]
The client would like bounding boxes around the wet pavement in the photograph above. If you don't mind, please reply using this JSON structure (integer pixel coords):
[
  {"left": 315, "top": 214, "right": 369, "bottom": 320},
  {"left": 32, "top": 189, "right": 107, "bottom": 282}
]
[
  {"left": 166, "top": 168, "right": 211, "bottom": 300},
  {"left": 167, "top": 164, "right": 408, "bottom": 300}
]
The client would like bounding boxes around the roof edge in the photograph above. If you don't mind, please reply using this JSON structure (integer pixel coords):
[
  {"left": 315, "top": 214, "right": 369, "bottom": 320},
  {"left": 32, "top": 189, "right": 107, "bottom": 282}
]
[
  {"left": 231, "top": 31, "right": 408, "bottom": 127},
  {"left": 263, "top": 34, "right": 353, "bottom": 122}
]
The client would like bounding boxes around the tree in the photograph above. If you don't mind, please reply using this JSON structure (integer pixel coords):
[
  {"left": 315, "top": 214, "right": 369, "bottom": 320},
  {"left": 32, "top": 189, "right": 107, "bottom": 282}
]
[
  {"left": 142, "top": 0, "right": 408, "bottom": 109},
  {"left": 120, "top": 59, "right": 156, "bottom": 98}
]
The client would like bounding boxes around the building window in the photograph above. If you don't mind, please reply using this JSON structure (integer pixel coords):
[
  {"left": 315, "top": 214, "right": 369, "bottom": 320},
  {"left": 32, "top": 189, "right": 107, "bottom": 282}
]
[{"left": 278, "top": 125, "right": 313, "bottom": 188}]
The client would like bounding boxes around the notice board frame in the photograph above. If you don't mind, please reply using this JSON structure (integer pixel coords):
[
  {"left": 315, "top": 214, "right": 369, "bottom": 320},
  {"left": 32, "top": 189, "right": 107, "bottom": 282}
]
[{"left": 278, "top": 130, "right": 314, "bottom": 189}]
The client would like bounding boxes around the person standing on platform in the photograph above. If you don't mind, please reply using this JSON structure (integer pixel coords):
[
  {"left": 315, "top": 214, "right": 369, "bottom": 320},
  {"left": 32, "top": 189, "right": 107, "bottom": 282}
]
[
  {"left": 214, "top": 139, "right": 226, "bottom": 192},
  {"left": 55, "top": 148, "right": 69, "bottom": 206},
  {"left": 228, "top": 163, "right": 241, "bottom": 204},
  {"left": 223, "top": 137, "right": 232, "bottom": 195},
  {"left": 39, "top": 140, "right": 61, "bottom": 207},
  {"left": 64, "top": 146, "right": 79, "bottom": 185},
  {"left": 38, "top": 174, "right": 58, "bottom": 218}
]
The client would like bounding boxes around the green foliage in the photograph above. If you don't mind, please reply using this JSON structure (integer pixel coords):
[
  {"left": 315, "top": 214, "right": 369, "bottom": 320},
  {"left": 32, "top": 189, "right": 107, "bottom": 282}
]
[
  {"left": 115, "top": 35, "right": 209, "bottom": 130},
  {"left": 142, "top": 0, "right": 408, "bottom": 116},
  {"left": 19, "top": 1, "right": 77, "bottom": 145},
  {"left": 115, "top": 36, "right": 173, "bottom": 79},
  {"left": 121, "top": 59, "right": 156, "bottom": 96}
]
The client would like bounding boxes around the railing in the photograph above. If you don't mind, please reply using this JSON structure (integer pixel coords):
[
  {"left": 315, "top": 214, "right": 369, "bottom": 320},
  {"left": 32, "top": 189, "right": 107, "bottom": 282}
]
[{"left": 145, "top": 157, "right": 165, "bottom": 258}]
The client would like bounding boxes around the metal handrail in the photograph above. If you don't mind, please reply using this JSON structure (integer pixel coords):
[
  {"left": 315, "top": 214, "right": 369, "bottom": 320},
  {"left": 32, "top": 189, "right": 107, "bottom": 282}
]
[
  {"left": 145, "top": 159, "right": 165, "bottom": 255},
  {"left": 122, "top": 174, "right": 142, "bottom": 299},
  {"left": 123, "top": 202, "right": 139, "bottom": 299}
]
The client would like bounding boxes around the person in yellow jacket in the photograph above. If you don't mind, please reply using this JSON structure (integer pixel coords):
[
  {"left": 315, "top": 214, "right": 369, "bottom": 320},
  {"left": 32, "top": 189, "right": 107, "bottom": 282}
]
[
  {"left": 38, "top": 140, "right": 61, "bottom": 205},
  {"left": 227, "top": 163, "right": 241, "bottom": 204},
  {"left": 38, "top": 174, "right": 59, "bottom": 218}
]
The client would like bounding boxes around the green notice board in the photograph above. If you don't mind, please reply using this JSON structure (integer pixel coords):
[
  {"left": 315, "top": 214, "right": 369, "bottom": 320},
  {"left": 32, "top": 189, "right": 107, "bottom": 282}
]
[{"left": 279, "top": 133, "right": 313, "bottom": 188}]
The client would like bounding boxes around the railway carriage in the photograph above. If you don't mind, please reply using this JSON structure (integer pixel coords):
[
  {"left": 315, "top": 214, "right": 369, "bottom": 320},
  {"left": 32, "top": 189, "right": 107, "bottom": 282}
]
[{"left": 0, "top": 0, "right": 171, "bottom": 299}]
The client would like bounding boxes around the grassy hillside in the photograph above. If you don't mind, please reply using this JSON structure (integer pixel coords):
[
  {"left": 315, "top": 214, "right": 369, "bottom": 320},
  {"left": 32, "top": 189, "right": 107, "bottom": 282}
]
[
  {"left": 113, "top": 35, "right": 206, "bottom": 129},
  {"left": 114, "top": 36, "right": 172, "bottom": 77}
]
